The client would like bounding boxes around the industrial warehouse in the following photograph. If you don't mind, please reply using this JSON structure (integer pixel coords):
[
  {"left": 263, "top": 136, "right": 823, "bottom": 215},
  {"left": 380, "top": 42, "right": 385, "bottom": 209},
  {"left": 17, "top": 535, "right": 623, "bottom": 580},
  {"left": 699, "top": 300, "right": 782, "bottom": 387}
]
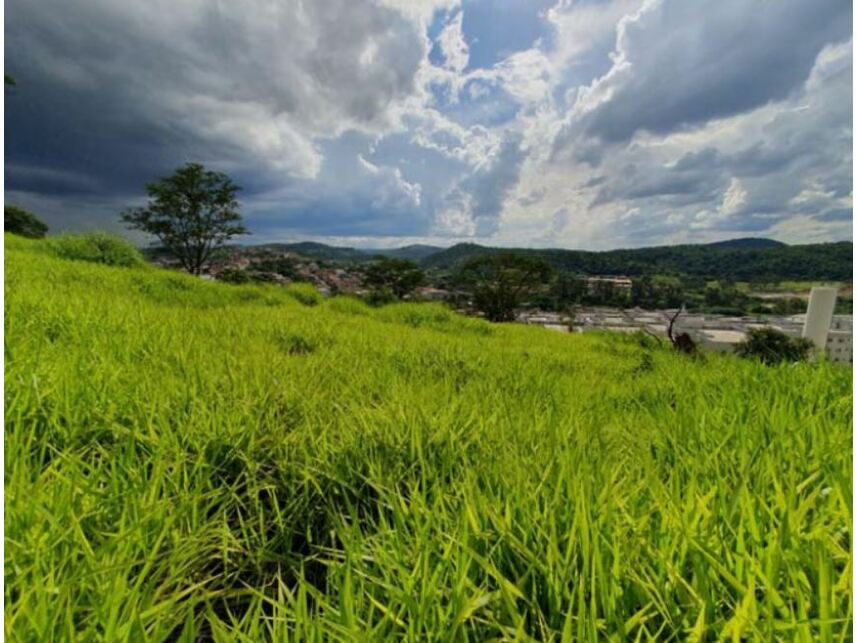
[{"left": 519, "top": 287, "right": 853, "bottom": 365}]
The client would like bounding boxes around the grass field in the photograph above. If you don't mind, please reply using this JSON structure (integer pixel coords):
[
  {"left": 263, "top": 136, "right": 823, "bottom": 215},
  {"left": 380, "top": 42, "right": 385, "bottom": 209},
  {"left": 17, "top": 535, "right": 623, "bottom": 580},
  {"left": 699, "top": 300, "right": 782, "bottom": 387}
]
[{"left": 4, "top": 233, "right": 853, "bottom": 641}]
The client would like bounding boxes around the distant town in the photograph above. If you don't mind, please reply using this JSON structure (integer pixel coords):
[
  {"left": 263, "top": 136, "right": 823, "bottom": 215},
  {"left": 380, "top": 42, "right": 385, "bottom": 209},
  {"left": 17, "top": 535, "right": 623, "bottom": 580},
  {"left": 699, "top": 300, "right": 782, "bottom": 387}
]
[{"left": 148, "top": 241, "right": 854, "bottom": 366}]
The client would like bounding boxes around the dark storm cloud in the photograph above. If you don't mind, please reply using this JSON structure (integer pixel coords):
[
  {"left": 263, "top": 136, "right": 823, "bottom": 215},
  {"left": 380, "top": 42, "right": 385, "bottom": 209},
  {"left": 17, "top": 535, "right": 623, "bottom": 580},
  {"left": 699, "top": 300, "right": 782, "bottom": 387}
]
[
  {"left": 5, "top": 0, "right": 427, "bottom": 232},
  {"left": 814, "top": 209, "right": 853, "bottom": 223},
  {"left": 4, "top": 0, "right": 852, "bottom": 246},
  {"left": 578, "top": 0, "right": 851, "bottom": 142}
]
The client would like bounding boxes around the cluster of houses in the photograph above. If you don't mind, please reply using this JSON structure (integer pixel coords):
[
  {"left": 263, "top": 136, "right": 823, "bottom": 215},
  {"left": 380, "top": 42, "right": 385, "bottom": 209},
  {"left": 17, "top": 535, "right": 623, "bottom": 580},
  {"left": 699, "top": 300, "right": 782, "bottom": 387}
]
[
  {"left": 168, "top": 248, "right": 456, "bottom": 301},
  {"left": 199, "top": 250, "right": 364, "bottom": 295}
]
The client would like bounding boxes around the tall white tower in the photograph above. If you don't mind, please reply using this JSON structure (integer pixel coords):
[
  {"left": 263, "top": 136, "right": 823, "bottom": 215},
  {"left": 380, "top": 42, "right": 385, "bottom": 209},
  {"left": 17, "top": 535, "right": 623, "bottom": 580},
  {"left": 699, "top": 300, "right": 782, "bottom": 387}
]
[{"left": 802, "top": 287, "right": 837, "bottom": 350}]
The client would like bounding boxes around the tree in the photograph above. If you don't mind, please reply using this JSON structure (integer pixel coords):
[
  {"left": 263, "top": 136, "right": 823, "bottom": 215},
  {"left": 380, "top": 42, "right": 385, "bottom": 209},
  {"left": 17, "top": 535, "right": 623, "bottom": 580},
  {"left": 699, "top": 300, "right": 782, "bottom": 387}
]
[
  {"left": 552, "top": 273, "right": 587, "bottom": 308},
  {"left": 591, "top": 279, "right": 618, "bottom": 305},
  {"left": 362, "top": 257, "right": 425, "bottom": 300},
  {"left": 121, "top": 163, "right": 248, "bottom": 275},
  {"left": 457, "top": 253, "right": 554, "bottom": 322},
  {"left": 735, "top": 327, "right": 813, "bottom": 365},
  {"left": 631, "top": 275, "right": 656, "bottom": 307},
  {"left": 5, "top": 204, "right": 48, "bottom": 238}
]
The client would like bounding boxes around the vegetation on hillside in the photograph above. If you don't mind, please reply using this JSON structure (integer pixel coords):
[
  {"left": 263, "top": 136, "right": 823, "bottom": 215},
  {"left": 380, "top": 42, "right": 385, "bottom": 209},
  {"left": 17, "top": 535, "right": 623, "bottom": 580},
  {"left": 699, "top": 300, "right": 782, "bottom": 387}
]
[
  {"left": 4, "top": 204, "right": 48, "bottom": 239},
  {"left": 141, "top": 237, "right": 852, "bottom": 285},
  {"left": 137, "top": 235, "right": 853, "bottom": 318},
  {"left": 5, "top": 233, "right": 852, "bottom": 640},
  {"left": 362, "top": 256, "right": 425, "bottom": 303},
  {"left": 736, "top": 327, "right": 815, "bottom": 365},
  {"left": 422, "top": 240, "right": 853, "bottom": 282},
  {"left": 47, "top": 231, "right": 144, "bottom": 267}
]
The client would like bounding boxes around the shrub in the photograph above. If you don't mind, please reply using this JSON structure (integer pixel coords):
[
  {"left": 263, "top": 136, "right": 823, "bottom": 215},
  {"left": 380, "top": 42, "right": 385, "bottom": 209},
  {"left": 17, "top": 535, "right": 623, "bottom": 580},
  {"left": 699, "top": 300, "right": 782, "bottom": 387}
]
[
  {"left": 735, "top": 327, "right": 814, "bottom": 365},
  {"left": 216, "top": 267, "right": 252, "bottom": 284},
  {"left": 365, "top": 286, "right": 396, "bottom": 307},
  {"left": 48, "top": 232, "right": 144, "bottom": 267},
  {"left": 285, "top": 282, "right": 322, "bottom": 306},
  {"left": 5, "top": 204, "right": 48, "bottom": 239},
  {"left": 246, "top": 271, "right": 285, "bottom": 284}
]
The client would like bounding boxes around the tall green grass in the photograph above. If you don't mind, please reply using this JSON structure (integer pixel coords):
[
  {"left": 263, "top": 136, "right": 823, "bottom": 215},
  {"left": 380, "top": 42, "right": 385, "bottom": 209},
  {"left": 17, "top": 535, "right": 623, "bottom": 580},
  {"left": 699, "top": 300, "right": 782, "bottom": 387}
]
[{"left": 4, "top": 233, "right": 852, "bottom": 640}]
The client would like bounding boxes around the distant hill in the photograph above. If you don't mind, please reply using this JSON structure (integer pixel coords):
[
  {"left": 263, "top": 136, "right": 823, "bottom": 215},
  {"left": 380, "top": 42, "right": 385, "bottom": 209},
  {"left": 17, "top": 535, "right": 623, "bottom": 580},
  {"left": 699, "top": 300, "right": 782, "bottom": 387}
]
[
  {"left": 145, "top": 237, "right": 851, "bottom": 283},
  {"left": 704, "top": 237, "right": 786, "bottom": 249},
  {"left": 362, "top": 244, "right": 444, "bottom": 261},
  {"left": 250, "top": 242, "right": 369, "bottom": 262},
  {"left": 420, "top": 240, "right": 852, "bottom": 282}
]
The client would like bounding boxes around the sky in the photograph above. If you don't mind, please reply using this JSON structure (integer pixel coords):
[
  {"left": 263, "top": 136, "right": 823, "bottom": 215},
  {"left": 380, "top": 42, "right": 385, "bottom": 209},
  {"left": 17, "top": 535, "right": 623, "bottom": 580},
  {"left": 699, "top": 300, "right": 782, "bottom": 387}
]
[{"left": 5, "top": 0, "right": 853, "bottom": 250}]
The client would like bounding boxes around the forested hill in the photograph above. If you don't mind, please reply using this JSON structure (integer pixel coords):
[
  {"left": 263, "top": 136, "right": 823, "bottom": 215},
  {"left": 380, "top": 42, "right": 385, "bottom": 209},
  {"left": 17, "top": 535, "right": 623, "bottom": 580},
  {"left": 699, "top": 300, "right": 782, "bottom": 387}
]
[
  {"left": 145, "top": 237, "right": 851, "bottom": 282},
  {"left": 363, "top": 244, "right": 444, "bottom": 261},
  {"left": 703, "top": 237, "right": 786, "bottom": 250},
  {"left": 421, "top": 240, "right": 852, "bottom": 282}
]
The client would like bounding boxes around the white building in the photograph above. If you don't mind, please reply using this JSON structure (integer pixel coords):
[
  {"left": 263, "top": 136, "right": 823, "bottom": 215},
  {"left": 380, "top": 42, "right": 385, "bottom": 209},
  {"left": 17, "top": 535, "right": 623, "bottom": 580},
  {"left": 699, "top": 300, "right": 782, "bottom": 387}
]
[{"left": 825, "top": 315, "right": 853, "bottom": 365}]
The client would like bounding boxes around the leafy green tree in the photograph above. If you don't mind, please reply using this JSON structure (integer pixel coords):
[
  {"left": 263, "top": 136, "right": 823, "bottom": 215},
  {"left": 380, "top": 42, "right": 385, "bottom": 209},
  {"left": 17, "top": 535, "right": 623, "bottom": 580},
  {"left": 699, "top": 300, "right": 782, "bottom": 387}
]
[
  {"left": 631, "top": 274, "right": 685, "bottom": 309},
  {"left": 5, "top": 204, "right": 48, "bottom": 238},
  {"left": 631, "top": 275, "right": 656, "bottom": 307},
  {"left": 362, "top": 257, "right": 425, "bottom": 300},
  {"left": 457, "top": 253, "right": 554, "bottom": 322},
  {"left": 121, "top": 163, "right": 248, "bottom": 275},
  {"left": 590, "top": 279, "right": 618, "bottom": 305},
  {"left": 735, "top": 327, "right": 813, "bottom": 365},
  {"left": 552, "top": 273, "right": 587, "bottom": 307}
]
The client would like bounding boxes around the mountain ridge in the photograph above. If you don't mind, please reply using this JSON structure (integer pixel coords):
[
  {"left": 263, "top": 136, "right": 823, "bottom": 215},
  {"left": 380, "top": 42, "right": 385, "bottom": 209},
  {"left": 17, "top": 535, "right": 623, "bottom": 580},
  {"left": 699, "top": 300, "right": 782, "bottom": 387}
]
[{"left": 147, "top": 237, "right": 851, "bottom": 282}]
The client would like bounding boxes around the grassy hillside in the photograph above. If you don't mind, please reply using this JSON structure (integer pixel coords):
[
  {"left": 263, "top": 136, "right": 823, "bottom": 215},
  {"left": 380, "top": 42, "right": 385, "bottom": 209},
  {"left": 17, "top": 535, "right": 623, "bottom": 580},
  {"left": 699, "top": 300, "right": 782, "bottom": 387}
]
[{"left": 4, "top": 233, "right": 852, "bottom": 640}]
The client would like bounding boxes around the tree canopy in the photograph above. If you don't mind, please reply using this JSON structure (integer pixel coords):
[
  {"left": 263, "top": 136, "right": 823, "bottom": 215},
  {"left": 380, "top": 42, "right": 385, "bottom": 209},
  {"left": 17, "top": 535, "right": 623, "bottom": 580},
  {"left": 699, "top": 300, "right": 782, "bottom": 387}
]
[
  {"left": 423, "top": 241, "right": 852, "bottom": 283},
  {"left": 121, "top": 163, "right": 247, "bottom": 275},
  {"left": 457, "top": 253, "right": 554, "bottom": 322},
  {"left": 362, "top": 256, "right": 425, "bottom": 300}
]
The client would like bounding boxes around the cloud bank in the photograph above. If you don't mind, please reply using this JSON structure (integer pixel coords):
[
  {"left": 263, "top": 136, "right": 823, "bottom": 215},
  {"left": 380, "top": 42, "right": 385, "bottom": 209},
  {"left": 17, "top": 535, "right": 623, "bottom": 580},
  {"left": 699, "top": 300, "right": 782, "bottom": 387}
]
[{"left": 5, "top": 0, "right": 852, "bottom": 248}]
